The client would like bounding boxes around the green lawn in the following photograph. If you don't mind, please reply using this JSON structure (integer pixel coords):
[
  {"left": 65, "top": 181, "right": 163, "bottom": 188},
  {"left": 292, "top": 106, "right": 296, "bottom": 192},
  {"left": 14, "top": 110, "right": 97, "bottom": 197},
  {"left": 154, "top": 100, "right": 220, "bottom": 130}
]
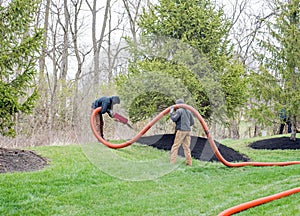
[{"left": 0, "top": 136, "right": 299, "bottom": 216}]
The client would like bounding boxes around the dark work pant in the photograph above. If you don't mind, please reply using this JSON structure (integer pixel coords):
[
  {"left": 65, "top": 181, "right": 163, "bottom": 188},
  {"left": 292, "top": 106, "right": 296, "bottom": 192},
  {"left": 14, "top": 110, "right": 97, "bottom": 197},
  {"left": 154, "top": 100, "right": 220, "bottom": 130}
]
[
  {"left": 279, "top": 118, "right": 292, "bottom": 134},
  {"left": 92, "top": 108, "right": 104, "bottom": 138}
]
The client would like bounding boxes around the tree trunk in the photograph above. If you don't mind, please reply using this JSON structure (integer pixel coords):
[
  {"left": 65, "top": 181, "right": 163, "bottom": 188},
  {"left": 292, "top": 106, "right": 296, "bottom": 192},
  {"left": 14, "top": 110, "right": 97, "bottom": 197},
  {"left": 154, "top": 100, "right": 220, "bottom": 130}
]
[
  {"left": 58, "top": 0, "right": 70, "bottom": 127},
  {"left": 38, "top": 0, "right": 51, "bottom": 86},
  {"left": 90, "top": 0, "right": 111, "bottom": 86},
  {"left": 48, "top": 20, "right": 59, "bottom": 131},
  {"left": 230, "top": 119, "right": 240, "bottom": 139},
  {"left": 290, "top": 114, "right": 297, "bottom": 141}
]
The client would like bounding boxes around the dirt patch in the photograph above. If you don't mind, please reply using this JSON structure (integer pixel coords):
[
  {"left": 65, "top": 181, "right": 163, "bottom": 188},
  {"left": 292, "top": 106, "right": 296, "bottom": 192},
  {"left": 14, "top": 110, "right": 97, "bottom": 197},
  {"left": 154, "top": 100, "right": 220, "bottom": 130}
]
[
  {"left": 0, "top": 148, "right": 48, "bottom": 174},
  {"left": 137, "top": 134, "right": 249, "bottom": 162},
  {"left": 249, "top": 137, "right": 300, "bottom": 150}
]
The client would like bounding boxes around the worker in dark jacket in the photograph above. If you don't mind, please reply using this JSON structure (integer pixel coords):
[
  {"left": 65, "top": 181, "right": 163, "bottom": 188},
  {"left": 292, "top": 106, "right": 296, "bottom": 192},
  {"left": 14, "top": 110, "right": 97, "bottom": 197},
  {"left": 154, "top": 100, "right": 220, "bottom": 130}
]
[
  {"left": 279, "top": 108, "right": 292, "bottom": 134},
  {"left": 170, "top": 99, "right": 194, "bottom": 166},
  {"left": 91, "top": 96, "right": 120, "bottom": 139}
]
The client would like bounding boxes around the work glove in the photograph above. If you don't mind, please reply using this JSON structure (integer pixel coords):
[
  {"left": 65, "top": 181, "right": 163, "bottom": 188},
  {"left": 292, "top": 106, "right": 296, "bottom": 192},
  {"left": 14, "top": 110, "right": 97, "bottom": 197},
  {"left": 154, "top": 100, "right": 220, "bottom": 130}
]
[
  {"left": 170, "top": 106, "right": 174, "bottom": 114},
  {"left": 108, "top": 109, "right": 114, "bottom": 117}
]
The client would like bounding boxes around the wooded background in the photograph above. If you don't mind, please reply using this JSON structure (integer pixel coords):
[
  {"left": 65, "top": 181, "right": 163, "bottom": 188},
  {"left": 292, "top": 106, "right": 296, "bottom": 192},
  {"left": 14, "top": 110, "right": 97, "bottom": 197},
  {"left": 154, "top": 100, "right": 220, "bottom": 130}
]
[{"left": 0, "top": 0, "right": 299, "bottom": 147}]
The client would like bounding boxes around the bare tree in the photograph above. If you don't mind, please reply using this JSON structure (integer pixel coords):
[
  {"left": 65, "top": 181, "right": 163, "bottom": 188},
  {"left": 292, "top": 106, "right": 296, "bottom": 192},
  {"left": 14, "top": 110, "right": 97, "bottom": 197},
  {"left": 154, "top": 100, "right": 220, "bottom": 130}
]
[
  {"left": 31, "top": 0, "right": 52, "bottom": 135},
  {"left": 85, "top": 0, "right": 111, "bottom": 86},
  {"left": 66, "top": 0, "right": 93, "bottom": 125},
  {"left": 224, "top": 0, "right": 275, "bottom": 66},
  {"left": 2, "top": 0, "right": 161, "bottom": 143},
  {"left": 121, "top": 0, "right": 143, "bottom": 44},
  {"left": 46, "top": 0, "right": 71, "bottom": 129},
  {"left": 99, "top": 0, "right": 127, "bottom": 82},
  {"left": 38, "top": 0, "right": 51, "bottom": 84},
  {"left": 44, "top": 0, "right": 68, "bottom": 131},
  {"left": 47, "top": 9, "right": 60, "bottom": 131}
]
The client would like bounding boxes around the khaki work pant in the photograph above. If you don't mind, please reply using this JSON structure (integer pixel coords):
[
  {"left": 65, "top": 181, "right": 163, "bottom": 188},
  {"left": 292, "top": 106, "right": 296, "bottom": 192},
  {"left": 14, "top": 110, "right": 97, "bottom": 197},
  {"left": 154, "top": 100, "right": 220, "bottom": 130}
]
[
  {"left": 91, "top": 108, "right": 104, "bottom": 138},
  {"left": 170, "top": 130, "right": 192, "bottom": 166}
]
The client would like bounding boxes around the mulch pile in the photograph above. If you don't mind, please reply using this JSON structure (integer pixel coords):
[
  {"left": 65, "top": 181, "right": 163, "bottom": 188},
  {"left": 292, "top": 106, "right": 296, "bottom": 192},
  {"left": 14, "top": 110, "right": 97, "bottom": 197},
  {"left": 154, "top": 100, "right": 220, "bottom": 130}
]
[
  {"left": 138, "top": 134, "right": 249, "bottom": 162},
  {"left": 249, "top": 136, "right": 300, "bottom": 150},
  {"left": 0, "top": 148, "right": 48, "bottom": 174}
]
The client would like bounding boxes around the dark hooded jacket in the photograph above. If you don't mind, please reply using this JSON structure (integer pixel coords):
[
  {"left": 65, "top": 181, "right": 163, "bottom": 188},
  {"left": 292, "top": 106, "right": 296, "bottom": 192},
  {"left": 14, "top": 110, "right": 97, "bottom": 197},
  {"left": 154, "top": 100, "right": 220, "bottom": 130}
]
[{"left": 91, "top": 96, "right": 120, "bottom": 115}]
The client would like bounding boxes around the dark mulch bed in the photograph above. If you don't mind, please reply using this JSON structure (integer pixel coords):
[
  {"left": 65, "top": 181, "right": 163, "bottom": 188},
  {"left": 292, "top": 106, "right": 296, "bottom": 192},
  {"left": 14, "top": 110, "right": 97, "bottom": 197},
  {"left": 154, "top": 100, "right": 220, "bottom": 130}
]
[
  {"left": 0, "top": 148, "right": 48, "bottom": 174},
  {"left": 249, "top": 137, "right": 300, "bottom": 150},
  {"left": 137, "top": 134, "right": 249, "bottom": 162}
]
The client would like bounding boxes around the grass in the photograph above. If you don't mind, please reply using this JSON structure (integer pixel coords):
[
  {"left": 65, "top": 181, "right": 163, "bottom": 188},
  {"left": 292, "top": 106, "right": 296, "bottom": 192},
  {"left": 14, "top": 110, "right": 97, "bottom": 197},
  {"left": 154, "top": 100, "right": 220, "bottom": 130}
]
[{"left": 0, "top": 135, "right": 299, "bottom": 216}]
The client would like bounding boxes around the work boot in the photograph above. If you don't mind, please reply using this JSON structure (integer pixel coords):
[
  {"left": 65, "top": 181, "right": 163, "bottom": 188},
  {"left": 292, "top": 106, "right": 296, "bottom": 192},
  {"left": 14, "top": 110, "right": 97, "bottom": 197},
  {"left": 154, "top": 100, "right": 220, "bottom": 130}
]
[{"left": 186, "top": 160, "right": 192, "bottom": 166}]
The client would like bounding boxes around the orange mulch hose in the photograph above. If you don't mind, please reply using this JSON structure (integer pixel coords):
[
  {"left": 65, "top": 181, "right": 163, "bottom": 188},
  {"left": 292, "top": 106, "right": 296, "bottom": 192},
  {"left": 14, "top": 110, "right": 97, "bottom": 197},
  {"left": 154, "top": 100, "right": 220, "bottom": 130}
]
[
  {"left": 90, "top": 106, "right": 170, "bottom": 149},
  {"left": 90, "top": 104, "right": 300, "bottom": 215},
  {"left": 218, "top": 187, "right": 300, "bottom": 216}
]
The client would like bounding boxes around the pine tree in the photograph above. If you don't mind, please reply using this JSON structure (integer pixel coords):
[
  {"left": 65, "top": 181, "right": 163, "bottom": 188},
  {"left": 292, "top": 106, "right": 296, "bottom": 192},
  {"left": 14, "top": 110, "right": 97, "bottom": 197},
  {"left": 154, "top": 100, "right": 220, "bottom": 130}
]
[
  {"left": 0, "top": 0, "right": 43, "bottom": 137},
  {"left": 254, "top": 0, "right": 300, "bottom": 140},
  {"left": 117, "top": 0, "right": 247, "bottom": 124}
]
